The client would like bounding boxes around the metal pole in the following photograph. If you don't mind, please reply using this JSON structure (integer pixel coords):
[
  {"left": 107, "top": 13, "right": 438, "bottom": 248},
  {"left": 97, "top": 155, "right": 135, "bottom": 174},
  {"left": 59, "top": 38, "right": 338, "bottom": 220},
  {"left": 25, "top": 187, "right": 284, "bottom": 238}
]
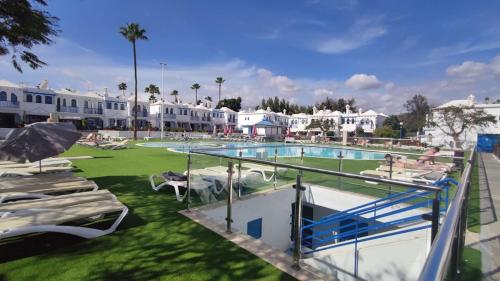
[
  {"left": 274, "top": 147, "right": 278, "bottom": 189},
  {"left": 300, "top": 146, "right": 304, "bottom": 166},
  {"left": 292, "top": 174, "right": 304, "bottom": 270},
  {"left": 237, "top": 150, "right": 242, "bottom": 198},
  {"left": 160, "top": 62, "right": 166, "bottom": 141},
  {"left": 388, "top": 154, "right": 393, "bottom": 195},
  {"left": 338, "top": 151, "right": 343, "bottom": 189},
  {"left": 431, "top": 192, "right": 440, "bottom": 242},
  {"left": 186, "top": 153, "right": 192, "bottom": 211},
  {"left": 226, "top": 161, "right": 234, "bottom": 233}
]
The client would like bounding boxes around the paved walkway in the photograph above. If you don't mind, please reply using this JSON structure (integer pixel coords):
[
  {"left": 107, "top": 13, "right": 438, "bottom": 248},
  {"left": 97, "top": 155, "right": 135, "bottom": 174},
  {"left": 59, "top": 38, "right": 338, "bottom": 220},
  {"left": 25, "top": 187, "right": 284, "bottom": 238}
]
[{"left": 473, "top": 153, "right": 500, "bottom": 280}]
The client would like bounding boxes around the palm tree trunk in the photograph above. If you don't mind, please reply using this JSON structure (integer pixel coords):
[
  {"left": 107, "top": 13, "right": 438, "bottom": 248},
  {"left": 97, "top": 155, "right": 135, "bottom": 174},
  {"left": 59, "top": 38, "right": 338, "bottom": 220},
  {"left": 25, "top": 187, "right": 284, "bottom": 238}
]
[
  {"left": 218, "top": 84, "right": 221, "bottom": 102},
  {"left": 195, "top": 89, "right": 198, "bottom": 104},
  {"left": 133, "top": 40, "right": 138, "bottom": 140}
]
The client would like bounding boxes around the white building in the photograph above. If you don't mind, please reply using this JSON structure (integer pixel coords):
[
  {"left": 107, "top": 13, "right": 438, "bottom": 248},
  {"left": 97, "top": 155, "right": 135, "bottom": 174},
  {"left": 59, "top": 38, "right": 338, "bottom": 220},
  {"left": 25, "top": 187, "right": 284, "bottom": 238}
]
[
  {"left": 0, "top": 80, "right": 237, "bottom": 132},
  {"left": 288, "top": 105, "right": 387, "bottom": 135},
  {"left": 424, "top": 95, "right": 500, "bottom": 150},
  {"left": 237, "top": 107, "right": 289, "bottom": 138}
]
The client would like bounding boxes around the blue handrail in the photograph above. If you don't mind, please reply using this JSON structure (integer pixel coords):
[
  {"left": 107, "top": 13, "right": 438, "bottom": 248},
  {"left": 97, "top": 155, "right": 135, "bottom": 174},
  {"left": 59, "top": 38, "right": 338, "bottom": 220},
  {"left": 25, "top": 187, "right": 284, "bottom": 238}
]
[
  {"left": 303, "top": 200, "right": 431, "bottom": 242},
  {"left": 302, "top": 190, "right": 433, "bottom": 230}
]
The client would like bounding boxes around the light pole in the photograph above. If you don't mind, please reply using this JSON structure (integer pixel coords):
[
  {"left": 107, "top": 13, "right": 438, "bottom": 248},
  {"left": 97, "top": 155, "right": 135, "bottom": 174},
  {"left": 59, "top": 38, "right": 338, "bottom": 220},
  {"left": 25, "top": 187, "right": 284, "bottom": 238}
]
[
  {"left": 160, "top": 62, "right": 167, "bottom": 141},
  {"left": 399, "top": 121, "right": 404, "bottom": 139}
]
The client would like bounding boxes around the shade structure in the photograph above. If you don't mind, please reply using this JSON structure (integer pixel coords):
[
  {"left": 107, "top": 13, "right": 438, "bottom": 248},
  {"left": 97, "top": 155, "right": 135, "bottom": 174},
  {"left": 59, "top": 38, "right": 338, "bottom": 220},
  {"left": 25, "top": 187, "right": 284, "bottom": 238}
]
[{"left": 0, "top": 122, "right": 81, "bottom": 163}]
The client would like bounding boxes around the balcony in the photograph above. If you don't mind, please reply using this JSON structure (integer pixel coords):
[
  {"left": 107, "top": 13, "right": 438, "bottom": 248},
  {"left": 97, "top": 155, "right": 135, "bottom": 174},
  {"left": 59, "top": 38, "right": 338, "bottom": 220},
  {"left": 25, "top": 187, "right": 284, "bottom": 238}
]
[
  {"left": 156, "top": 113, "right": 176, "bottom": 119},
  {"left": 190, "top": 116, "right": 200, "bottom": 121},
  {"left": 201, "top": 116, "right": 211, "bottom": 122},
  {"left": 135, "top": 111, "right": 148, "bottom": 117},
  {"left": 83, "top": 108, "right": 103, "bottom": 115},
  {"left": 58, "top": 106, "right": 79, "bottom": 113},
  {"left": 0, "top": 100, "right": 20, "bottom": 108}
]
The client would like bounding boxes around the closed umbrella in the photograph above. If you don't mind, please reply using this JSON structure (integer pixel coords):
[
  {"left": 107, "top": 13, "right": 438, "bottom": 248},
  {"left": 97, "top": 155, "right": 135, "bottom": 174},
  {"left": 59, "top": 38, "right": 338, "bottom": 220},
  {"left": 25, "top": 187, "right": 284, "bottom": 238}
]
[{"left": 0, "top": 122, "right": 81, "bottom": 172}]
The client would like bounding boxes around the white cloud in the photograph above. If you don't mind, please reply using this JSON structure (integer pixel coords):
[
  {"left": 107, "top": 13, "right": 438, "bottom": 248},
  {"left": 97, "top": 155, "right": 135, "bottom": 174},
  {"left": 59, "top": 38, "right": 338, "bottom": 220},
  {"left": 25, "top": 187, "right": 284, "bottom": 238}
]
[
  {"left": 384, "top": 82, "right": 395, "bottom": 90},
  {"left": 345, "top": 74, "right": 383, "bottom": 90},
  {"left": 257, "top": 68, "right": 298, "bottom": 94},
  {"left": 313, "top": 88, "right": 334, "bottom": 97},
  {"left": 315, "top": 17, "right": 387, "bottom": 54},
  {"left": 446, "top": 61, "right": 488, "bottom": 80}
]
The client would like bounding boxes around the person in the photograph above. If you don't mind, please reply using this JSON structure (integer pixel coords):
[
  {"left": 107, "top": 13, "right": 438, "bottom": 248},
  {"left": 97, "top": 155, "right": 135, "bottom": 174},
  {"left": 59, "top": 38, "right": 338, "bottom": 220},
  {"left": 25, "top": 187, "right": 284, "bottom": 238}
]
[{"left": 417, "top": 147, "right": 440, "bottom": 164}]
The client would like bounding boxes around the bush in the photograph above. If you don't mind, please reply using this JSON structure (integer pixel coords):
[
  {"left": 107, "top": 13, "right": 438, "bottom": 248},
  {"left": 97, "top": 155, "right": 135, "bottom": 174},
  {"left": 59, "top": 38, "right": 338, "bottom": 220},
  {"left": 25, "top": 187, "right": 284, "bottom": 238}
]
[{"left": 374, "top": 126, "right": 400, "bottom": 138}]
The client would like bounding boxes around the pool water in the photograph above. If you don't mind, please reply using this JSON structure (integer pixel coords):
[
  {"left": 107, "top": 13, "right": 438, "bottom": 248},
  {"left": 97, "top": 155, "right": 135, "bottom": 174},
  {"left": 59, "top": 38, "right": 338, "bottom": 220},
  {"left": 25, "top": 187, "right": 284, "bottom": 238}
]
[{"left": 137, "top": 142, "right": 385, "bottom": 160}]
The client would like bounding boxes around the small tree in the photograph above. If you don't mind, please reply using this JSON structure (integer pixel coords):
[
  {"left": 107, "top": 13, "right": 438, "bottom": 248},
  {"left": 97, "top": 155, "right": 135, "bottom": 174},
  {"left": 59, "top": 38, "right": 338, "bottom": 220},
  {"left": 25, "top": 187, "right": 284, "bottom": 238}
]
[
  {"left": 355, "top": 126, "right": 365, "bottom": 137},
  {"left": 431, "top": 105, "right": 497, "bottom": 149},
  {"left": 118, "top": 82, "right": 127, "bottom": 96},
  {"left": 170, "top": 90, "right": 179, "bottom": 103},
  {"left": 144, "top": 84, "right": 160, "bottom": 103},
  {"left": 216, "top": 97, "right": 242, "bottom": 111},
  {"left": 374, "top": 126, "right": 400, "bottom": 138},
  {"left": 306, "top": 118, "right": 336, "bottom": 137}
]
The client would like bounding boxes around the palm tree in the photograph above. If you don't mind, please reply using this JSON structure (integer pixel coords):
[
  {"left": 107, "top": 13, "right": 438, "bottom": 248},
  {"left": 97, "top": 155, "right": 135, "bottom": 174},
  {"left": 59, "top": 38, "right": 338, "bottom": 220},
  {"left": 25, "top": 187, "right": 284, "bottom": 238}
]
[
  {"left": 171, "top": 90, "right": 179, "bottom": 103},
  {"left": 119, "top": 23, "right": 148, "bottom": 140},
  {"left": 215, "top": 77, "right": 225, "bottom": 102},
  {"left": 145, "top": 84, "right": 160, "bottom": 103},
  {"left": 191, "top": 83, "right": 201, "bottom": 104},
  {"left": 118, "top": 82, "right": 127, "bottom": 97}
]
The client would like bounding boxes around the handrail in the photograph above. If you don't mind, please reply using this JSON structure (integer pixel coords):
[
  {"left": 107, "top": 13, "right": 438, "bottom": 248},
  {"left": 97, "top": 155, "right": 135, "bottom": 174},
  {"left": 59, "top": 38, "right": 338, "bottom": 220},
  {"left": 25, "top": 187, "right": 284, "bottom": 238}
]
[
  {"left": 190, "top": 148, "right": 443, "bottom": 192},
  {"left": 418, "top": 147, "right": 475, "bottom": 281}
]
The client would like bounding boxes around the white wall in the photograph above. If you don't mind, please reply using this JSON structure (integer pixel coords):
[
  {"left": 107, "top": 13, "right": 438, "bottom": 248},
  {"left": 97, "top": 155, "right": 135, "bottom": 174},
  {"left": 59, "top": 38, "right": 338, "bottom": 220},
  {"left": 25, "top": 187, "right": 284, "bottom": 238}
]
[{"left": 202, "top": 188, "right": 296, "bottom": 251}]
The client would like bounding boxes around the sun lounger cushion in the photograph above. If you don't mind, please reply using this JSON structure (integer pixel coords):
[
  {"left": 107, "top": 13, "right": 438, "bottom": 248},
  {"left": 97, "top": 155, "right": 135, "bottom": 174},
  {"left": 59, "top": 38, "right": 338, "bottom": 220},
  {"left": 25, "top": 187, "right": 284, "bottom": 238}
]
[{"left": 162, "top": 171, "right": 188, "bottom": 181}]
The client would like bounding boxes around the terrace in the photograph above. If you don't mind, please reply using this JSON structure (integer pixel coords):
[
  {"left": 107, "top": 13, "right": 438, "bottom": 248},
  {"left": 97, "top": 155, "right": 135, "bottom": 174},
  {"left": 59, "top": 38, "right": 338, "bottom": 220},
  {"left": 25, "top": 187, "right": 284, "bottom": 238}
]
[{"left": 0, "top": 141, "right": 481, "bottom": 281}]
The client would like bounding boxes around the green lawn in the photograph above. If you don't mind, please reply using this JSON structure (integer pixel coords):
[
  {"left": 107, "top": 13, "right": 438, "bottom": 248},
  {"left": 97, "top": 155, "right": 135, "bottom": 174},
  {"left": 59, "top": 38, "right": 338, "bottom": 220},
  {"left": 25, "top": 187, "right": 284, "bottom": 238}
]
[
  {"left": 0, "top": 142, "right": 472, "bottom": 281},
  {"left": 0, "top": 144, "right": 295, "bottom": 281}
]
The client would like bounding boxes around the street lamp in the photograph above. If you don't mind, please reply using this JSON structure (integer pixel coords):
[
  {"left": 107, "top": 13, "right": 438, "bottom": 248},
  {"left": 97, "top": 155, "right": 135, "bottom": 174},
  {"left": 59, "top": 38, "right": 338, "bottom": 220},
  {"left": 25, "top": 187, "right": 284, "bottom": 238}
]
[
  {"left": 399, "top": 121, "right": 404, "bottom": 139},
  {"left": 160, "top": 62, "right": 167, "bottom": 141}
]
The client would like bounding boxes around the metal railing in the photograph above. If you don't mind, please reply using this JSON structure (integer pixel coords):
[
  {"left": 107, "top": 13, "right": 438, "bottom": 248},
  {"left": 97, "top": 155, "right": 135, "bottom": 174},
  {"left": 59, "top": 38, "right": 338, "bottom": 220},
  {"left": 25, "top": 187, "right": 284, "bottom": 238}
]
[
  {"left": 418, "top": 147, "right": 476, "bottom": 281},
  {"left": 187, "top": 145, "right": 455, "bottom": 276},
  {"left": 0, "top": 100, "right": 20, "bottom": 108},
  {"left": 58, "top": 106, "right": 79, "bottom": 113},
  {"left": 83, "top": 108, "right": 103, "bottom": 114}
]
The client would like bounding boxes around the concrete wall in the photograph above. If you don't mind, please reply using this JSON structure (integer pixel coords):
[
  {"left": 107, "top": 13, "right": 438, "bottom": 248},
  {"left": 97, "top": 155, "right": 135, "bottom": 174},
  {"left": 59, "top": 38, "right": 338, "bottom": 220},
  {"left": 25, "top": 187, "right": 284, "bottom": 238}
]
[{"left": 202, "top": 188, "right": 296, "bottom": 251}]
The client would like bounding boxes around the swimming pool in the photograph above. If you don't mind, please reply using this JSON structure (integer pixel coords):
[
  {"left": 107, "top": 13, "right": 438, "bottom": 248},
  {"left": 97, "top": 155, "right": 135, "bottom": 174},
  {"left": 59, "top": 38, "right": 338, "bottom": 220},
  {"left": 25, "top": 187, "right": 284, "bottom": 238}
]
[{"left": 137, "top": 142, "right": 386, "bottom": 160}]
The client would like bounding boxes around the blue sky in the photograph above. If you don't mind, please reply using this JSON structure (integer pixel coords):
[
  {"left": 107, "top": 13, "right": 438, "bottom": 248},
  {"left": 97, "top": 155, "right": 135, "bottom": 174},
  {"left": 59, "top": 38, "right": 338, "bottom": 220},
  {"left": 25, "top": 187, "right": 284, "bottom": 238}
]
[{"left": 2, "top": 0, "right": 500, "bottom": 113}]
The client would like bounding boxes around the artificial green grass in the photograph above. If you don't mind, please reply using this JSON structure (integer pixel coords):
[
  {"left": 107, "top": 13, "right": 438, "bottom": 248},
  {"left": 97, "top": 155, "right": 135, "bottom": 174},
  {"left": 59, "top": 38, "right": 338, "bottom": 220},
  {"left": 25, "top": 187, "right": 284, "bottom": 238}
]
[
  {"left": 0, "top": 144, "right": 295, "bottom": 281},
  {"left": 467, "top": 154, "right": 481, "bottom": 233},
  {"left": 460, "top": 246, "right": 482, "bottom": 281}
]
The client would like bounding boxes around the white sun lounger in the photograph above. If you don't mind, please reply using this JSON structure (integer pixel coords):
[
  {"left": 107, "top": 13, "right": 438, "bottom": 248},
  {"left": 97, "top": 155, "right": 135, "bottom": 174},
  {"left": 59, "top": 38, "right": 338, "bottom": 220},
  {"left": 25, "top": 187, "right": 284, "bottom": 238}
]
[
  {"left": 241, "top": 163, "right": 288, "bottom": 181},
  {"left": 0, "top": 166, "right": 73, "bottom": 177},
  {"left": 0, "top": 180, "right": 99, "bottom": 203},
  {"left": 0, "top": 159, "right": 72, "bottom": 169},
  {"left": 360, "top": 169, "right": 446, "bottom": 185},
  {"left": 98, "top": 140, "right": 129, "bottom": 150},
  {"left": 150, "top": 172, "right": 215, "bottom": 202},
  {"left": 0, "top": 190, "right": 128, "bottom": 240},
  {"left": 0, "top": 174, "right": 85, "bottom": 188}
]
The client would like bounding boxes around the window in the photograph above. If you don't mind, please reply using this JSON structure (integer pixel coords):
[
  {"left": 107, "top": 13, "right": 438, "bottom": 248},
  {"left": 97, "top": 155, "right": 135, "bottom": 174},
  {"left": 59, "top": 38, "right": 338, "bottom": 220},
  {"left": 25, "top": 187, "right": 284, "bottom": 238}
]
[
  {"left": 11, "top": 93, "right": 17, "bottom": 103},
  {"left": 106, "top": 102, "right": 112, "bottom": 109},
  {"left": 120, "top": 104, "right": 125, "bottom": 110},
  {"left": 84, "top": 101, "right": 89, "bottom": 108},
  {"left": 71, "top": 99, "right": 77, "bottom": 107},
  {"left": 114, "top": 103, "right": 118, "bottom": 110},
  {"left": 137, "top": 105, "right": 141, "bottom": 111},
  {"left": 63, "top": 99, "right": 67, "bottom": 107},
  {"left": 45, "top": 96, "right": 52, "bottom": 104},
  {"left": 170, "top": 108, "right": 173, "bottom": 114},
  {"left": 0, "top": 91, "right": 6, "bottom": 101},
  {"left": 35, "top": 95, "right": 42, "bottom": 103},
  {"left": 26, "top": 94, "right": 33, "bottom": 102}
]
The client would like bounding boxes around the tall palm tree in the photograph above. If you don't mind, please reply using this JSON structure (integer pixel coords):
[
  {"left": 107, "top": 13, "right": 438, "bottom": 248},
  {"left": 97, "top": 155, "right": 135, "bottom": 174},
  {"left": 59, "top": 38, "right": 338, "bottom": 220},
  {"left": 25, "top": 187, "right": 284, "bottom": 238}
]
[
  {"left": 191, "top": 83, "right": 201, "bottom": 104},
  {"left": 171, "top": 90, "right": 179, "bottom": 103},
  {"left": 145, "top": 84, "right": 160, "bottom": 103},
  {"left": 215, "top": 77, "right": 225, "bottom": 102},
  {"left": 119, "top": 23, "right": 148, "bottom": 140},
  {"left": 118, "top": 82, "right": 127, "bottom": 97}
]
